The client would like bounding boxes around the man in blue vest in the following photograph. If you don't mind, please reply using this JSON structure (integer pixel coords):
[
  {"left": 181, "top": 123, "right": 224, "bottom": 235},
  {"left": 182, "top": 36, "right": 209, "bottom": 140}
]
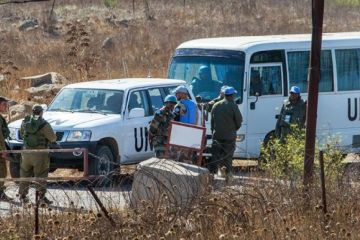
[
  {"left": 172, "top": 86, "right": 198, "bottom": 163},
  {"left": 173, "top": 86, "right": 198, "bottom": 125}
]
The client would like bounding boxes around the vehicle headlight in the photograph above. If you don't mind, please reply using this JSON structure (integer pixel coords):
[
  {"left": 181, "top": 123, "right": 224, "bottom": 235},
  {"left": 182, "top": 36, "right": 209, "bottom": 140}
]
[
  {"left": 66, "top": 130, "right": 92, "bottom": 142},
  {"left": 8, "top": 127, "right": 19, "bottom": 141}
]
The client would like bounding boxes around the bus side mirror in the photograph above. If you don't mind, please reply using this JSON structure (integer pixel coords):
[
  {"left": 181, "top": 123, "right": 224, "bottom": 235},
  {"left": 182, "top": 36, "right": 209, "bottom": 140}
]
[
  {"left": 275, "top": 114, "right": 280, "bottom": 119},
  {"left": 250, "top": 102, "right": 256, "bottom": 110},
  {"left": 250, "top": 93, "right": 259, "bottom": 110}
]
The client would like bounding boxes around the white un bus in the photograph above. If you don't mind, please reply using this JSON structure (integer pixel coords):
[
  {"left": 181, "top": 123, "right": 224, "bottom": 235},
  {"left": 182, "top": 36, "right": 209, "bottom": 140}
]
[{"left": 168, "top": 32, "right": 360, "bottom": 159}]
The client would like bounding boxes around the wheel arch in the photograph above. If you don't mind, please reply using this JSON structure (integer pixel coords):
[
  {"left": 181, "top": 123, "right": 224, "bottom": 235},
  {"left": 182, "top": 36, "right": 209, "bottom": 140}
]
[
  {"left": 263, "top": 130, "right": 276, "bottom": 146},
  {"left": 97, "top": 137, "right": 120, "bottom": 163}
]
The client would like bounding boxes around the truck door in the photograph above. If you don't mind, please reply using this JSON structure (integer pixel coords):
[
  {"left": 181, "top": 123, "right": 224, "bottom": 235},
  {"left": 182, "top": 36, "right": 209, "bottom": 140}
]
[
  {"left": 246, "top": 63, "right": 284, "bottom": 157},
  {"left": 123, "top": 89, "right": 153, "bottom": 162}
]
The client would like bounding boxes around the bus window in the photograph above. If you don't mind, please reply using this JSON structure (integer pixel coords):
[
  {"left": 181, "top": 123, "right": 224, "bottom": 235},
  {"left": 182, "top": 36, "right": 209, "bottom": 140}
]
[
  {"left": 250, "top": 65, "right": 282, "bottom": 96},
  {"left": 168, "top": 50, "right": 245, "bottom": 103},
  {"left": 287, "top": 50, "right": 333, "bottom": 92},
  {"left": 335, "top": 49, "right": 360, "bottom": 91}
]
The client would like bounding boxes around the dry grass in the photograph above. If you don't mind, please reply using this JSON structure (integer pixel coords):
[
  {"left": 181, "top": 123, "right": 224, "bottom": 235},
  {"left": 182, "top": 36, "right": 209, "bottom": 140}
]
[
  {"left": 1, "top": 0, "right": 360, "bottom": 102},
  {"left": 1, "top": 174, "right": 360, "bottom": 239}
]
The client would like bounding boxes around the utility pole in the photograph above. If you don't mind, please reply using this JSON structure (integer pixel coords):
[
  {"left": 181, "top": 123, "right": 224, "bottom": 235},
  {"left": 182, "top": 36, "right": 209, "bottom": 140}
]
[{"left": 303, "top": 0, "right": 325, "bottom": 186}]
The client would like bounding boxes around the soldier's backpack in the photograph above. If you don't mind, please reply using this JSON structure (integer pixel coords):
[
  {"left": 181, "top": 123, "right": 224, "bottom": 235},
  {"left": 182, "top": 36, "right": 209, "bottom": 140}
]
[{"left": 22, "top": 115, "right": 47, "bottom": 148}]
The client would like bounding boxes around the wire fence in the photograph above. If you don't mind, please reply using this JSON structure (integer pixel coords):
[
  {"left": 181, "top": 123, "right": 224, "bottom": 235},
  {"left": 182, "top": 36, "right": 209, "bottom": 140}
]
[{"left": 0, "top": 143, "right": 359, "bottom": 239}]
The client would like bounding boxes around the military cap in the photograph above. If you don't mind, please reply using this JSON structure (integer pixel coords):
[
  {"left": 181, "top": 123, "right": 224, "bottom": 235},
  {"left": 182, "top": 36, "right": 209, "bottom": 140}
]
[{"left": 32, "top": 104, "right": 44, "bottom": 115}]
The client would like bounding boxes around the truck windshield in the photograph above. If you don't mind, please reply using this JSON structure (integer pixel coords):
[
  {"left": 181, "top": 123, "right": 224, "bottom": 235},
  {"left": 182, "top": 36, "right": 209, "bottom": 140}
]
[
  {"left": 48, "top": 88, "right": 124, "bottom": 114},
  {"left": 168, "top": 49, "right": 245, "bottom": 102}
]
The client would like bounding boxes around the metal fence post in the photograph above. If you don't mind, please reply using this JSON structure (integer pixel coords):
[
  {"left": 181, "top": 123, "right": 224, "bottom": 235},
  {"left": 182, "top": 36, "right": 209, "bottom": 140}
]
[
  {"left": 319, "top": 150, "right": 327, "bottom": 214},
  {"left": 34, "top": 190, "right": 39, "bottom": 235}
]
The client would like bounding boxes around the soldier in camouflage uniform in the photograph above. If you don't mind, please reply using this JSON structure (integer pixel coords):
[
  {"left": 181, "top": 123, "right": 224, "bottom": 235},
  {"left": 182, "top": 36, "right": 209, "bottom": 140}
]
[
  {"left": 19, "top": 105, "right": 56, "bottom": 204},
  {"left": 275, "top": 86, "right": 306, "bottom": 143},
  {"left": 0, "top": 97, "right": 13, "bottom": 201},
  {"left": 148, "top": 95, "right": 177, "bottom": 158}
]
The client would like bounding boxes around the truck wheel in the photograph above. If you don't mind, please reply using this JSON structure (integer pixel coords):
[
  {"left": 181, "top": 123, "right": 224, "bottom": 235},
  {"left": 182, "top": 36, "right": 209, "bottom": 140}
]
[
  {"left": 89, "top": 145, "right": 114, "bottom": 176},
  {"left": 9, "top": 154, "right": 21, "bottom": 178}
]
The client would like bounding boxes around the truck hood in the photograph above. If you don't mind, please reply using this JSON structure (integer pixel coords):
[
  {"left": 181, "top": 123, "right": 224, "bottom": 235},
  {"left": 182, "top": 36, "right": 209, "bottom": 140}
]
[{"left": 9, "top": 111, "right": 121, "bottom": 129}]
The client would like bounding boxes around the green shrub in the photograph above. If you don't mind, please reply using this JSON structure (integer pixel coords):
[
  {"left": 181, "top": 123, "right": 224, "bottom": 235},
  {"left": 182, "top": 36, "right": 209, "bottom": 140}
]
[
  {"left": 260, "top": 125, "right": 345, "bottom": 182},
  {"left": 103, "top": 0, "right": 118, "bottom": 8}
]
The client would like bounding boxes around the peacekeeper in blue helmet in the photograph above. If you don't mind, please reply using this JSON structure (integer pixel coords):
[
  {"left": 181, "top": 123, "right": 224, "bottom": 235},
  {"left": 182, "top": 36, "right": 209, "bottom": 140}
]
[
  {"left": 173, "top": 86, "right": 198, "bottom": 125},
  {"left": 191, "top": 65, "right": 222, "bottom": 99},
  {"left": 148, "top": 95, "right": 177, "bottom": 158},
  {"left": 275, "top": 86, "right": 307, "bottom": 142}
]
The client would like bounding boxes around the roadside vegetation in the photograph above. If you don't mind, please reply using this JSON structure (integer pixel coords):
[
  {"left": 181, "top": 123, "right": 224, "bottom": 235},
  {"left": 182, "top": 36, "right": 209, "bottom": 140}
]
[{"left": 1, "top": 172, "right": 359, "bottom": 239}]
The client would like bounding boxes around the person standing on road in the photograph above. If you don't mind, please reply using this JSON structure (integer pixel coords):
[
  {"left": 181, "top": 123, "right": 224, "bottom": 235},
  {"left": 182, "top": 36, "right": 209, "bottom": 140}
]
[
  {"left": 19, "top": 104, "right": 56, "bottom": 204},
  {"left": 148, "top": 95, "right": 177, "bottom": 158},
  {"left": 210, "top": 87, "right": 242, "bottom": 183},
  {"left": 275, "top": 86, "right": 306, "bottom": 143},
  {"left": 0, "top": 97, "right": 13, "bottom": 201}
]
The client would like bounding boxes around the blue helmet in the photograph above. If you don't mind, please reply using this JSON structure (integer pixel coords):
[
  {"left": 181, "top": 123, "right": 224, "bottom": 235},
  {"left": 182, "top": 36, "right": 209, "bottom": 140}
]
[
  {"left": 224, "top": 86, "right": 237, "bottom": 96},
  {"left": 198, "top": 65, "right": 210, "bottom": 75},
  {"left": 164, "top": 95, "right": 177, "bottom": 103},
  {"left": 290, "top": 86, "right": 301, "bottom": 94}
]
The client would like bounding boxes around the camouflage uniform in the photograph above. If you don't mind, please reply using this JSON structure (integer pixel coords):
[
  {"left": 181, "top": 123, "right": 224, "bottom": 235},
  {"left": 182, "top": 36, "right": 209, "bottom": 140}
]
[
  {"left": 275, "top": 98, "right": 306, "bottom": 142},
  {"left": 0, "top": 115, "right": 9, "bottom": 194},
  {"left": 19, "top": 115, "right": 56, "bottom": 199},
  {"left": 148, "top": 107, "right": 174, "bottom": 158}
]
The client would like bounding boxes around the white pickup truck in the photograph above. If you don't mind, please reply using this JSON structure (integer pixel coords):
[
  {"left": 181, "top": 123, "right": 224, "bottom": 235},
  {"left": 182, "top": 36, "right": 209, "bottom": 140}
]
[{"left": 7, "top": 78, "right": 193, "bottom": 176}]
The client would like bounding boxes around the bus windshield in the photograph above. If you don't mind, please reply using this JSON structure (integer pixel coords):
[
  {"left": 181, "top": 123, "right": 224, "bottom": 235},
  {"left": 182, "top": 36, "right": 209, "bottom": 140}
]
[{"left": 168, "top": 49, "right": 245, "bottom": 102}]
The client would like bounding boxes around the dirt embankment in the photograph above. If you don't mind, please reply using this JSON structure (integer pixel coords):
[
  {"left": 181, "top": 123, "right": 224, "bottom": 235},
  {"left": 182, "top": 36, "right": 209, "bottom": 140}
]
[{"left": 0, "top": 0, "right": 359, "bottom": 103}]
